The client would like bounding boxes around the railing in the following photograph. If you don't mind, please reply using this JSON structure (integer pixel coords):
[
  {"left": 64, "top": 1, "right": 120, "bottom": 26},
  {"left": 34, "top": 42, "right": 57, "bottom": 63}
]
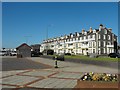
[
  {"left": 67, "top": 46, "right": 74, "bottom": 49},
  {"left": 106, "top": 45, "right": 114, "bottom": 48},
  {"left": 81, "top": 45, "right": 89, "bottom": 48}
]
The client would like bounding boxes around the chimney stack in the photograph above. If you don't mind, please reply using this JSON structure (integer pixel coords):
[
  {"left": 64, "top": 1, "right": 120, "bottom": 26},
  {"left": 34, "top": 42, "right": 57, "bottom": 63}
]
[
  {"left": 89, "top": 27, "right": 93, "bottom": 33},
  {"left": 99, "top": 24, "right": 103, "bottom": 31},
  {"left": 75, "top": 32, "right": 77, "bottom": 36},
  {"left": 82, "top": 29, "right": 85, "bottom": 34},
  {"left": 99, "top": 24, "right": 103, "bottom": 28},
  {"left": 108, "top": 28, "right": 112, "bottom": 32}
]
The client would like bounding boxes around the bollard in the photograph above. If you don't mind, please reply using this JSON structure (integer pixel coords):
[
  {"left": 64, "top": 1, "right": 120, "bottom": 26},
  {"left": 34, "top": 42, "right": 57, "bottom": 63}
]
[{"left": 54, "top": 56, "right": 58, "bottom": 68}]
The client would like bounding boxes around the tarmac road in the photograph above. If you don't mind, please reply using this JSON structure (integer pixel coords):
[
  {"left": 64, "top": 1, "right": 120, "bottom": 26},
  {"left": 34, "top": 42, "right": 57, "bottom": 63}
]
[{"left": 2, "top": 57, "right": 51, "bottom": 71}]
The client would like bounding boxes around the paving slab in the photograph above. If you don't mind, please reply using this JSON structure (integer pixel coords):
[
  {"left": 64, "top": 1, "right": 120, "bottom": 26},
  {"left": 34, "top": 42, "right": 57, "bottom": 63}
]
[
  {"left": 45, "top": 78, "right": 66, "bottom": 88},
  {"left": 1, "top": 84, "right": 17, "bottom": 88},
  {"left": 1, "top": 75, "right": 39, "bottom": 86},
  {"left": 2, "top": 70, "right": 29, "bottom": 78},
  {"left": 21, "top": 70, "right": 57, "bottom": 77},
  {"left": 53, "top": 79, "right": 76, "bottom": 88},
  {"left": 28, "top": 78, "right": 76, "bottom": 88},
  {"left": 28, "top": 78, "right": 57, "bottom": 88},
  {"left": 50, "top": 72, "right": 83, "bottom": 79}
]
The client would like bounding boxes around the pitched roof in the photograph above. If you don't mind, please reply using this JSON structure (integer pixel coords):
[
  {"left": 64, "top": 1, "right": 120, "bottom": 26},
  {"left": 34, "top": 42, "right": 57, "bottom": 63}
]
[{"left": 16, "top": 43, "right": 32, "bottom": 50}]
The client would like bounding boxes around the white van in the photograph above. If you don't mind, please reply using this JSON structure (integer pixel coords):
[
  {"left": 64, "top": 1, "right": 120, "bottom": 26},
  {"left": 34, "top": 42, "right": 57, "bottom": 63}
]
[{"left": 0, "top": 51, "right": 6, "bottom": 56}]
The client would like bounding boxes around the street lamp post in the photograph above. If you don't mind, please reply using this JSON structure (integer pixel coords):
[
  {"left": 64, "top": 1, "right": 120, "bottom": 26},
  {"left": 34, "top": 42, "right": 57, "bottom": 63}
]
[
  {"left": 46, "top": 26, "right": 48, "bottom": 55},
  {"left": 46, "top": 24, "right": 53, "bottom": 55},
  {"left": 55, "top": 41, "right": 58, "bottom": 55},
  {"left": 64, "top": 40, "right": 65, "bottom": 55}
]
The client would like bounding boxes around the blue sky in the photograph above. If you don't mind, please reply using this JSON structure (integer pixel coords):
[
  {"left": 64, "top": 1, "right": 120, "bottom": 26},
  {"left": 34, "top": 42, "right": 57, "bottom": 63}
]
[{"left": 2, "top": 2, "right": 118, "bottom": 48}]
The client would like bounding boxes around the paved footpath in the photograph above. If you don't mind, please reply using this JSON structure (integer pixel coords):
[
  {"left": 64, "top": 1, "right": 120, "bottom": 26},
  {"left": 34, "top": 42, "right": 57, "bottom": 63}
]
[
  {"left": 29, "top": 57, "right": 118, "bottom": 74},
  {"left": 1, "top": 69, "right": 82, "bottom": 89},
  {"left": 1, "top": 57, "right": 118, "bottom": 89}
]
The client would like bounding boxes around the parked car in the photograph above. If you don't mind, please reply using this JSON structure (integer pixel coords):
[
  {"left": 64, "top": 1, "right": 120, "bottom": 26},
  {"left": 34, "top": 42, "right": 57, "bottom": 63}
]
[
  {"left": 64, "top": 53, "right": 71, "bottom": 55},
  {"left": 10, "top": 51, "right": 17, "bottom": 56},
  {"left": 108, "top": 53, "right": 120, "bottom": 58},
  {"left": 53, "top": 55, "right": 64, "bottom": 61},
  {"left": 31, "top": 51, "right": 42, "bottom": 57},
  {"left": 39, "top": 52, "right": 43, "bottom": 56}
]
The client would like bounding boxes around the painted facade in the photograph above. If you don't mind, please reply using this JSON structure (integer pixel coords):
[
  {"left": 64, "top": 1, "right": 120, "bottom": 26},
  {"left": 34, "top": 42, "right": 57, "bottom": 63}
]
[{"left": 40, "top": 24, "right": 117, "bottom": 55}]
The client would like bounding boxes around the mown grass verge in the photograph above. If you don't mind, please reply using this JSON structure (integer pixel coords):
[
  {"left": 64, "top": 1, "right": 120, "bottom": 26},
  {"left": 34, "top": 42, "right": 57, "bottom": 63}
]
[{"left": 64, "top": 55, "right": 119, "bottom": 62}]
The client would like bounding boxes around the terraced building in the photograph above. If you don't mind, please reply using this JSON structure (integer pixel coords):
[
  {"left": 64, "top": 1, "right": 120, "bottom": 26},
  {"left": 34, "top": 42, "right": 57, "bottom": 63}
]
[{"left": 40, "top": 24, "right": 117, "bottom": 55}]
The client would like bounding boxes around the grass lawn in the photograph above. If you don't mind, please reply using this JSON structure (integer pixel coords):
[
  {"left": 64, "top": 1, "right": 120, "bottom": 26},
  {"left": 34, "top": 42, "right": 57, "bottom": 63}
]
[
  {"left": 49, "top": 55, "right": 119, "bottom": 62},
  {"left": 64, "top": 55, "right": 119, "bottom": 62}
]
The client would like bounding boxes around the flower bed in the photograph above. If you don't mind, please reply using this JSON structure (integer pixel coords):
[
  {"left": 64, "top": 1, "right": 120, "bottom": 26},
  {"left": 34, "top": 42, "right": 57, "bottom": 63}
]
[
  {"left": 75, "top": 72, "right": 119, "bottom": 89},
  {"left": 81, "top": 72, "right": 118, "bottom": 82}
]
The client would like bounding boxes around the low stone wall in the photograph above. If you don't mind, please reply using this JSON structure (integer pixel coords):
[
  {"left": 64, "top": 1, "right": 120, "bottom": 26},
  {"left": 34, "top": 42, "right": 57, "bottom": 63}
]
[{"left": 40, "top": 55, "right": 119, "bottom": 69}]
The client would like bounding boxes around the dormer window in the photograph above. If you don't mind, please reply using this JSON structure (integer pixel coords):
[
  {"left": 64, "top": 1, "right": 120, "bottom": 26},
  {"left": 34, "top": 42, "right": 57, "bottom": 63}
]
[
  {"left": 66, "top": 36, "right": 68, "bottom": 38},
  {"left": 104, "top": 29, "right": 107, "bottom": 34},
  {"left": 93, "top": 30, "right": 96, "bottom": 33},
  {"left": 77, "top": 33, "right": 79, "bottom": 36},
  {"left": 84, "top": 32, "right": 87, "bottom": 35},
  {"left": 71, "top": 34, "right": 73, "bottom": 37}
]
